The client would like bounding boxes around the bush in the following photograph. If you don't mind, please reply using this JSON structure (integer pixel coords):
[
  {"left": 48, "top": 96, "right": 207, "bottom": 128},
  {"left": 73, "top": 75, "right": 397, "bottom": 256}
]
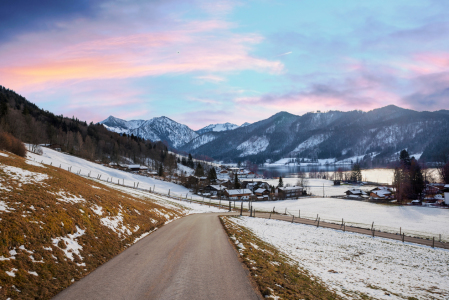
[{"left": 0, "top": 131, "right": 26, "bottom": 157}]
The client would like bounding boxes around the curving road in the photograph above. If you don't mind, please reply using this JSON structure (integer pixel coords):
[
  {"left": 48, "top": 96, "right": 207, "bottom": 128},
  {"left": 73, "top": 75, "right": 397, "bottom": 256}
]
[{"left": 53, "top": 213, "right": 261, "bottom": 300}]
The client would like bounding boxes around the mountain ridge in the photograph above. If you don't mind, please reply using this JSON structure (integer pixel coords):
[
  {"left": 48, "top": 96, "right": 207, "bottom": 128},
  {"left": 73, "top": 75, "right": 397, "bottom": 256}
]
[{"left": 99, "top": 106, "right": 449, "bottom": 163}]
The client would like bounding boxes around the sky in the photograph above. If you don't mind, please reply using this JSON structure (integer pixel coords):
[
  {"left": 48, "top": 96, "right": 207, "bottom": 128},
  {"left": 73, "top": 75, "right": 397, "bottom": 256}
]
[{"left": 0, "top": 0, "right": 448, "bottom": 130}]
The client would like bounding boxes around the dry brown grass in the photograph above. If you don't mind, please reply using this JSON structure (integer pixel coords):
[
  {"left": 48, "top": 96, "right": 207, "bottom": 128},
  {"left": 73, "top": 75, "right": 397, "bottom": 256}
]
[
  {"left": 221, "top": 216, "right": 345, "bottom": 300},
  {"left": 0, "top": 150, "right": 184, "bottom": 299}
]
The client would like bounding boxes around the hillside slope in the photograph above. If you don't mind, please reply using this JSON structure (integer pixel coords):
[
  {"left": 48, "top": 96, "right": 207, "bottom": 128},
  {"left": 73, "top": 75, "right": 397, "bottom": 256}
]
[{"left": 0, "top": 150, "right": 186, "bottom": 299}]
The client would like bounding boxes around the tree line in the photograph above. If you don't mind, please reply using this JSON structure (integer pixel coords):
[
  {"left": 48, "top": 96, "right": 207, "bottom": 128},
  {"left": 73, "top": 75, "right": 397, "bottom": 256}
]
[{"left": 0, "top": 86, "right": 177, "bottom": 170}]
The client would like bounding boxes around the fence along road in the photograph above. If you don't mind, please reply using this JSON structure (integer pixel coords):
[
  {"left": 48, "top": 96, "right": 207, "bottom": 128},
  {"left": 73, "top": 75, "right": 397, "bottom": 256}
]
[{"left": 240, "top": 210, "right": 448, "bottom": 249}]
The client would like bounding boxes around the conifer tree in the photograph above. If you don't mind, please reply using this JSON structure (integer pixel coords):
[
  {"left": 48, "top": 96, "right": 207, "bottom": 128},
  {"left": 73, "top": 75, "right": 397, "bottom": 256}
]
[
  {"left": 234, "top": 173, "right": 240, "bottom": 189},
  {"left": 278, "top": 176, "right": 283, "bottom": 187},
  {"left": 350, "top": 163, "right": 362, "bottom": 182},
  {"left": 194, "top": 163, "right": 204, "bottom": 177},
  {"left": 158, "top": 164, "right": 164, "bottom": 177}
]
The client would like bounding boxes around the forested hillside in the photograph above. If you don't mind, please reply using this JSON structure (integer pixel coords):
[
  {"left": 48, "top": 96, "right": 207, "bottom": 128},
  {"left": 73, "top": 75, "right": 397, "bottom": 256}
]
[{"left": 0, "top": 86, "right": 176, "bottom": 169}]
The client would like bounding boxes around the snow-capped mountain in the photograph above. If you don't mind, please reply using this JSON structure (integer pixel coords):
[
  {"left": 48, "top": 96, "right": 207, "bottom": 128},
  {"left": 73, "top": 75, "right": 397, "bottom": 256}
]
[
  {"left": 196, "top": 122, "right": 239, "bottom": 134},
  {"left": 196, "top": 122, "right": 252, "bottom": 134},
  {"left": 100, "top": 116, "right": 145, "bottom": 133},
  {"left": 180, "top": 106, "right": 449, "bottom": 163},
  {"left": 100, "top": 106, "right": 449, "bottom": 163},
  {"left": 100, "top": 116, "right": 198, "bottom": 148}
]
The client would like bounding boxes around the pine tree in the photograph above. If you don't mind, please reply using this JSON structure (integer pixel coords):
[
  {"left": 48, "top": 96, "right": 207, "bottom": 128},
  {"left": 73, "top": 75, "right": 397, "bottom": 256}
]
[
  {"left": 158, "top": 164, "right": 164, "bottom": 177},
  {"left": 278, "top": 176, "right": 283, "bottom": 187},
  {"left": 194, "top": 163, "right": 204, "bottom": 177},
  {"left": 234, "top": 173, "right": 240, "bottom": 189},
  {"left": 208, "top": 168, "right": 217, "bottom": 181},
  {"left": 187, "top": 153, "right": 194, "bottom": 168},
  {"left": 350, "top": 163, "right": 362, "bottom": 182},
  {"left": 400, "top": 150, "right": 411, "bottom": 167}
]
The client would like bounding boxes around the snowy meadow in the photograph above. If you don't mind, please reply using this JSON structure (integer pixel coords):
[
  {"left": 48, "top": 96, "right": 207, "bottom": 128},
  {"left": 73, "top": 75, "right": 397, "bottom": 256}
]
[{"left": 232, "top": 217, "right": 449, "bottom": 300}]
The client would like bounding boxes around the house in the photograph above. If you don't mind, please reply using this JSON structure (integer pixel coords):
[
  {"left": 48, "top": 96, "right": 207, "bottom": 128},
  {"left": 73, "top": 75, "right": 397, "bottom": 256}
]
[
  {"left": 276, "top": 186, "right": 303, "bottom": 199},
  {"left": 254, "top": 188, "right": 270, "bottom": 201},
  {"left": 333, "top": 180, "right": 341, "bottom": 185},
  {"left": 224, "top": 189, "right": 253, "bottom": 200},
  {"left": 203, "top": 185, "right": 226, "bottom": 196},
  {"left": 241, "top": 181, "right": 270, "bottom": 191},
  {"left": 217, "top": 170, "right": 231, "bottom": 180},
  {"left": 127, "top": 164, "right": 141, "bottom": 171},
  {"left": 370, "top": 187, "right": 394, "bottom": 200},
  {"left": 345, "top": 189, "right": 368, "bottom": 199}
]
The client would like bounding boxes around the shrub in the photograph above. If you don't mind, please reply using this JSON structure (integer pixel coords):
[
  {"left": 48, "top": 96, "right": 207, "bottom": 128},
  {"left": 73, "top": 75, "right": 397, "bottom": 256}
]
[{"left": 0, "top": 131, "right": 26, "bottom": 157}]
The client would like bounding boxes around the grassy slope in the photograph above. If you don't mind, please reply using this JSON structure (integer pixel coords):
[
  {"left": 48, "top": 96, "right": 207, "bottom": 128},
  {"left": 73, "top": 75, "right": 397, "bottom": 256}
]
[
  {"left": 221, "top": 216, "right": 347, "bottom": 300},
  {"left": 0, "top": 150, "right": 185, "bottom": 299}
]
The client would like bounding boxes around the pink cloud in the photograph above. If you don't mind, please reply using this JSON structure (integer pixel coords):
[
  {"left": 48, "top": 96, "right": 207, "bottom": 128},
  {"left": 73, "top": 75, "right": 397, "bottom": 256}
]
[{"left": 0, "top": 13, "right": 282, "bottom": 93}]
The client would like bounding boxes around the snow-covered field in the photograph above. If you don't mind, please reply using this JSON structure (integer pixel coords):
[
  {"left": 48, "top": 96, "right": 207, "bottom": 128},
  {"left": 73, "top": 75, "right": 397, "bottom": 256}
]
[
  {"left": 91, "top": 178, "right": 227, "bottom": 215},
  {"left": 237, "top": 197, "right": 449, "bottom": 241},
  {"left": 27, "top": 147, "right": 448, "bottom": 240},
  {"left": 26, "top": 147, "right": 203, "bottom": 200},
  {"left": 260, "top": 178, "right": 376, "bottom": 196},
  {"left": 233, "top": 217, "right": 449, "bottom": 300}
]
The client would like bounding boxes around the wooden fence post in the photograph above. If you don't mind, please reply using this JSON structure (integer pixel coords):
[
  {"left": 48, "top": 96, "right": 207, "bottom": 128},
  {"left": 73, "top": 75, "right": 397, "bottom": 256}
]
[
  {"left": 240, "top": 201, "right": 243, "bottom": 216},
  {"left": 317, "top": 217, "right": 320, "bottom": 227},
  {"left": 292, "top": 215, "right": 294, "bottom": 223}
]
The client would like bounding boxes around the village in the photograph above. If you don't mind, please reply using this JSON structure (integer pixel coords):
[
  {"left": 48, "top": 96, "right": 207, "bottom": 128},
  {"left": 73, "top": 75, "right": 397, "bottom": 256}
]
[{"left": 101, "top": 160, "right": 449, "bottom": 207}]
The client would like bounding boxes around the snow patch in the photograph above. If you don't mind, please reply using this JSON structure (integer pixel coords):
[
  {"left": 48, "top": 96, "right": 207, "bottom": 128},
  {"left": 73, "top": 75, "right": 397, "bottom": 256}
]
[
  {"left": 100, "top": 212, "right": 131, "bottom": 236},
  {"left": 51, "top": 191, "right": 86, "bottom": 204},
  {"left": 237, "top": 136, "right": 269, "bottom": 157},
  {"left": 0, "top": 165, "right": 49, "bottom": 184},
  {"left": 51, "top": 226, "right": 85, "bottom": 261}
]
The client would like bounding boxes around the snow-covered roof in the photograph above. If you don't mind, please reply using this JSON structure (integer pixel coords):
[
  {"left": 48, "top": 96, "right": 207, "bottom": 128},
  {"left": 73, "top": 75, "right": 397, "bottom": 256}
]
[
  {"left": 209, "top": 185, "right": 226, "bottom": 191},
  {"left": 371, "top": 190, "right": 392, "bottom": 197},
  {"left": 226, "top": 189, "right": 252, "bottom": 195},
  {"left": 346, "top": 189, "right": 367, "bottom": 195},
  {"left": 254, "top": 188, "right": 268, "bottom": 193},
  {"left": 127, "top": 164, "right": 140, "bottom": 169}
]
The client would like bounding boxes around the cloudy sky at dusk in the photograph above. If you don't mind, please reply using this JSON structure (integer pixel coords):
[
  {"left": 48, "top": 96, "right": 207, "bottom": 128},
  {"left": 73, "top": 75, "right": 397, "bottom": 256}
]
[{"left": 0, "top": 0, "right": 448, "bottom": 129}]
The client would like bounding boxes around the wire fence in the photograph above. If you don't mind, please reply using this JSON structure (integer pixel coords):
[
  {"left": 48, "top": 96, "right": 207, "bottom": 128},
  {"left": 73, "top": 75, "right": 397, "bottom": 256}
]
[{"left": 33, "top": 157, "right": 449, "bottom": 247}]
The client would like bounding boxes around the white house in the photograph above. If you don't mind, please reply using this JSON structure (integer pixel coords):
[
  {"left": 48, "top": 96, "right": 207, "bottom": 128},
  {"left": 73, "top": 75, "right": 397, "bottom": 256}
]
[{"left": 224, "top": 189, "right": 253, "bottom": 200}]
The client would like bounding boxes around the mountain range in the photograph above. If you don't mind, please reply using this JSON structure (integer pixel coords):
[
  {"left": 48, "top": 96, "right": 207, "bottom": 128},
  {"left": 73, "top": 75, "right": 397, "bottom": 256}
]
[{"left": 99, "top": 105, "right": 449, "bottom": 163}]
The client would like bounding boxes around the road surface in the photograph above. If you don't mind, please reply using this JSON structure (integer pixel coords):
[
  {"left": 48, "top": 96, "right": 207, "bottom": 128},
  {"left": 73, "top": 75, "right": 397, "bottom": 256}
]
[{"left": 54, "top": 213, "right": 261, "bottom": 300}]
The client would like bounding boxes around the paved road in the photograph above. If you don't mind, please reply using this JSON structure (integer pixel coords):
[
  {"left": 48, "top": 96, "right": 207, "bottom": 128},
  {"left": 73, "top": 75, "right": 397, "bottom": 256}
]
[
  {"left": 53, "top": 213, "right": 261, "bottom": 300},
  {"left": 241, "top": 211, "right": 448, "bottom": 249}
]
